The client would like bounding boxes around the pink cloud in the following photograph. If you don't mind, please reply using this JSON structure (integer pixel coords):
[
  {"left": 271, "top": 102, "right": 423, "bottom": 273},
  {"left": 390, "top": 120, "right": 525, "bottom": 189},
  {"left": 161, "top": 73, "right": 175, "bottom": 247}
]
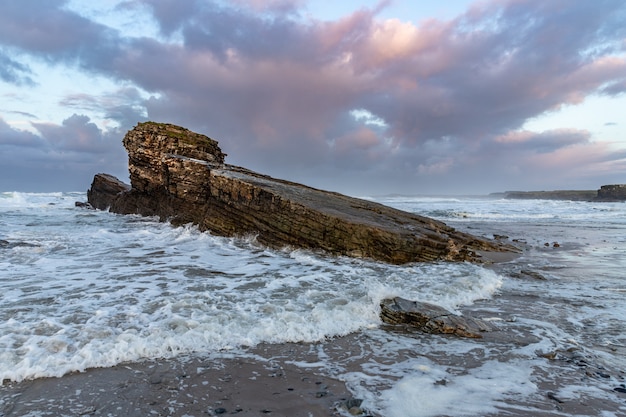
[{"left": 2, "top": 0, "right": 626, "bottom": 193}]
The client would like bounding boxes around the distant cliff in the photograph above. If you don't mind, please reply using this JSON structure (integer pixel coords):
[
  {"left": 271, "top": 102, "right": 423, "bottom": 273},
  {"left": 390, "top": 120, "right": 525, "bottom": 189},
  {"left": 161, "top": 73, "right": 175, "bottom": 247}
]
[
  {"left": 496, "top": 186, "right": 626, "bottom": 202},
  {"left": 498, "top": 190, "right": 597, "bottom": 201},
  {"left": 87, "top": 122, "right": 515, "bottom": 264},
  {"left": 596, "top": 184, "right": 626, "bottom": 201}
]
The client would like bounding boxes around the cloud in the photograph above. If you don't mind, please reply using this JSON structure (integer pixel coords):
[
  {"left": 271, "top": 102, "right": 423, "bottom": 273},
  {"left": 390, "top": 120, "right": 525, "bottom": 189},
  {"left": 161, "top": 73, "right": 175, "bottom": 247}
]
[
  {"left": 493, "top": 129, "right": 591, "bottom": 153},
  {"left": 31, "top": 114, "right": 110, "bottom": 153},
  {"left": 0, "top": 115, "right": 128, "bottom": 191},
  {"left": 1, "top": 0, "right": 626, "bottom": 193},
  {"left": 0, "top": 51, "right": 35, "bottom": 85},
  {"left": 602, "top": 78, "right": 626, "bottom": 95},
  {"left": 59, "top": 87, "right": 149, "bottom": 128},
  {"left": 0, "top": 117, "right": 44, "bottom": 147},
  {"left": 227, "top": 0, "right": 306, "bottom": 15},
  {"left": 0, "top": 0, "right": 116, "bottom": 60}
]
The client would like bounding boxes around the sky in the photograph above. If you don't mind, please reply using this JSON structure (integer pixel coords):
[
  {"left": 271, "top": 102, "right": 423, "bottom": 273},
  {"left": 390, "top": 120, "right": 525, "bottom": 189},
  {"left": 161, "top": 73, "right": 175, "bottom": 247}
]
[{"left": 1, "top": 0, "right": 626, "bottom": 195}]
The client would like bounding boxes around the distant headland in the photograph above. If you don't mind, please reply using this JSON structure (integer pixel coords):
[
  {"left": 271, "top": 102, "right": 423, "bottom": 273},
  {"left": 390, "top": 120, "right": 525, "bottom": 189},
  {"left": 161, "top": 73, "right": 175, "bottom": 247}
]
[{"left": 491, "top": 184, "right": 626, "bottom": 201}]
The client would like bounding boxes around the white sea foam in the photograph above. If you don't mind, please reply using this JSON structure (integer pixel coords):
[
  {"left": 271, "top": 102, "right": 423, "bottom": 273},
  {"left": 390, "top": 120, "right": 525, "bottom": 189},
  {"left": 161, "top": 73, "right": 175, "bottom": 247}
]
[
  {"left": 376, "top": 359, "right": 537, "bottom": 417},
  {"left": 0, "top": 192, "right": 505, "bottom": 383}
]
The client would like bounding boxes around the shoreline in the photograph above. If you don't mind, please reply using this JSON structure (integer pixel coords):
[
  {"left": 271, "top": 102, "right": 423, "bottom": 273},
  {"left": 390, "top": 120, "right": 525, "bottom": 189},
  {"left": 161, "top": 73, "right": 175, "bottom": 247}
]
[
  {"left": 1, "top": 344, "right": 360, "bottom": 417},
  {"left": 4, "top": 325, "right": 626, "bottom": 417}
]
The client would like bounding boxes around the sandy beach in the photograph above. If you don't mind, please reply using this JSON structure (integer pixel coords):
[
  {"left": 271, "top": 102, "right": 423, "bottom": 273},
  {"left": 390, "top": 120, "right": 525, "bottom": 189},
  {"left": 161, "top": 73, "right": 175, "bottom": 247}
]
[
  {"left": 3, "top": 329, "right": 625, "bottom": 417},
  {"left": 0, "top": 342, "right": 359, "bottom": 417}
]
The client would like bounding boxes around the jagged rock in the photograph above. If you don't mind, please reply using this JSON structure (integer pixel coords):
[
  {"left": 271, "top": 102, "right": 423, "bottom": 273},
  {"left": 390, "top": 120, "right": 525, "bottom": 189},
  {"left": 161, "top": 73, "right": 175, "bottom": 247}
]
[
  {"left": 87, "top": 173, "right": 130, "bottom": 210},
  {"left": 380, "top": 297, "right": 496, "bottom": 338},
  {"left": 88, "top": 122, "right": 517, "bottom": 264}
]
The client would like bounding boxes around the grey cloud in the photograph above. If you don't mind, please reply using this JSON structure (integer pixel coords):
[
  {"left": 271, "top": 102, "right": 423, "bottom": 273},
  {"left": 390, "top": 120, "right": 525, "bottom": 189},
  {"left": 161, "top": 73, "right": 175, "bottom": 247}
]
[
  {"left": 0, "top": 115, "right": 128, "bottom": 191},
  {"left": 1, "top": 109, "right": 38, "bottom": 118},
  {"left": 602, "top": 79, "right": 626, "bottom": 96},
  {"left": 120, "top": 0, "right": 201, "bottom": 36},
  {"left": 0, "top": 51, "right": 35, "bottom": 85},
  {"left": 492, "top": 129, "right": 592, "bottom": 154},
  {"left": 59, "top": 87, "right": 149, "bottom": 129},
  {"left": 0, "top": 0, "right": 124, "bottom": 79},
  {"left": 0, "top": 0, "right": 108, "bottom": 55},
  {"left": 229, "top": 0, "right": 306, "bottom": 15},
  {"left": 0, "top": 117, "right": 44, "bottom": 147},
  {"left": 32, "top": 114, "right": 110, "bottom": 153}
]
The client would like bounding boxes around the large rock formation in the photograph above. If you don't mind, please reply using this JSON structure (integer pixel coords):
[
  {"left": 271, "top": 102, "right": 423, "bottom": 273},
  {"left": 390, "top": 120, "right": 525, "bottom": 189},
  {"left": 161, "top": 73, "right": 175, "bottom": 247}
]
[{"left": 88, "top": 122, "right": 516, "bottom": 264}]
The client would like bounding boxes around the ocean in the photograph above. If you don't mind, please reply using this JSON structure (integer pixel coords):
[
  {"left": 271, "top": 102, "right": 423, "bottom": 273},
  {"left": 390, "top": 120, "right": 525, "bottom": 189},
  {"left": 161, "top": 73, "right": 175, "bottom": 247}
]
[{"left": 1, "top": 191, "right": 625, "bottom": 416}]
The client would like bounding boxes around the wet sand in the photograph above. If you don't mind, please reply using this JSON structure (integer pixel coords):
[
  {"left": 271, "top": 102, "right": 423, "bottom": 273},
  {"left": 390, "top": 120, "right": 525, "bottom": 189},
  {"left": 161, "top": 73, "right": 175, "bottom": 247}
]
[
  {"left": 0, "top": 345, "right": 358, "bottom": 417},
  {"left": 3, "top": 329, "right": 625, "bottom": 417}
]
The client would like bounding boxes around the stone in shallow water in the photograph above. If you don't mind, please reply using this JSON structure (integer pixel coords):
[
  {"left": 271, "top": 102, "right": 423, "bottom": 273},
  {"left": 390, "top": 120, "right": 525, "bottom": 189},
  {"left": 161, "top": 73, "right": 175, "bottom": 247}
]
[{"left": 380, "top": 297, "right": 496, "bottom": 338}]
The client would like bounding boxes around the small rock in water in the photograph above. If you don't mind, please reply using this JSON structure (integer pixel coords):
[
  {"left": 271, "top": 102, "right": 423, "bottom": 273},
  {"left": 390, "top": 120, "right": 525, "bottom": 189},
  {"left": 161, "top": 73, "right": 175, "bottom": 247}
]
[
  {"left": 547, "top": 392, "right": 564, "bottom": 403},
  {"left": 380, "top": 297, "right": 496, "bottom": 338},
  {"left": 538, "top": 351, "right": 558, "bottom": 360},
  {"left": 337, "top": 398, "right": 365, "bottom": 416},
  {"left": 520, "top": 270, "right": 547, "bottom": 280}
]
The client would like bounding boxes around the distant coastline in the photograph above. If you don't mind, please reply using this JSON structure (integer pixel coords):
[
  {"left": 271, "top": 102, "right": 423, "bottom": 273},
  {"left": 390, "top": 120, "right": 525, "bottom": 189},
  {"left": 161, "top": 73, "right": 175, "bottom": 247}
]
[{"left": 491, "top": 184, "right": 626, "bottom": 201}]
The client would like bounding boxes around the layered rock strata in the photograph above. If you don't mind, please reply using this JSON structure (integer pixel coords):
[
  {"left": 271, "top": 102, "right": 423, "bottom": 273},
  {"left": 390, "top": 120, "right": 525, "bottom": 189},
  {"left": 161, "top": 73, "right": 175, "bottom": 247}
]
[{"left": 88, "top": 122, "right": 515, "bottom": 264}]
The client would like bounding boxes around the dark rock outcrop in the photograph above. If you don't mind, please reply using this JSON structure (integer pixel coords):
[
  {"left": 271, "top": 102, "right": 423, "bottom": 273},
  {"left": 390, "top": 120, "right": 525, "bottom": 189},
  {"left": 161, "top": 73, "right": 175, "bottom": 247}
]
[
  {"left": 87, "top": 173, "right": 130, "bottom": 210},
  {"left": 380, "top": 297, "right": 496, "bottom": 338},
  {"left": 596, "top": 184, "right": 626, "bottom": 201},
  {"left": 88, "top": 122, "right": 516, "bottom": 264}
]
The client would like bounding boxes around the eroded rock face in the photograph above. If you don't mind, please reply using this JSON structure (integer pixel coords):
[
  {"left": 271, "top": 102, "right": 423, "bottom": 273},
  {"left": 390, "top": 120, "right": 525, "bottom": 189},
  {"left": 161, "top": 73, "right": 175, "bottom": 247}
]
[
  {"left": 380, "top": 297, "right": 496, "bottom": 338},
  {"left": 88, "top": 122, "right": 517, "bottom": 264}
]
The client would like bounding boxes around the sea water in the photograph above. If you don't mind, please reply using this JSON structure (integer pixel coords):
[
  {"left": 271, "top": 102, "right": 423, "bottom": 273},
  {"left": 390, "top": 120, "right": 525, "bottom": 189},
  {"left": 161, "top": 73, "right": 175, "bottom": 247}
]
[{"left": 1, "top": 192, "right": 625, "bottom": 416}]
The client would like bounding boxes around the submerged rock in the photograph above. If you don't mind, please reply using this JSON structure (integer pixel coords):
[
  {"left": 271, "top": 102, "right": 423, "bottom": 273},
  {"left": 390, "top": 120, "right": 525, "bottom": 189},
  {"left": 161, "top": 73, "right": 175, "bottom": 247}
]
[
  {"left": 380, "top": 297, "right": 496, "bottom": 338},
  {"left": 0, "top": 239, "right": 40, "bottom": 249},
  {"left": 88, "top": 121, "right": 517, "bottom": 264}
]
